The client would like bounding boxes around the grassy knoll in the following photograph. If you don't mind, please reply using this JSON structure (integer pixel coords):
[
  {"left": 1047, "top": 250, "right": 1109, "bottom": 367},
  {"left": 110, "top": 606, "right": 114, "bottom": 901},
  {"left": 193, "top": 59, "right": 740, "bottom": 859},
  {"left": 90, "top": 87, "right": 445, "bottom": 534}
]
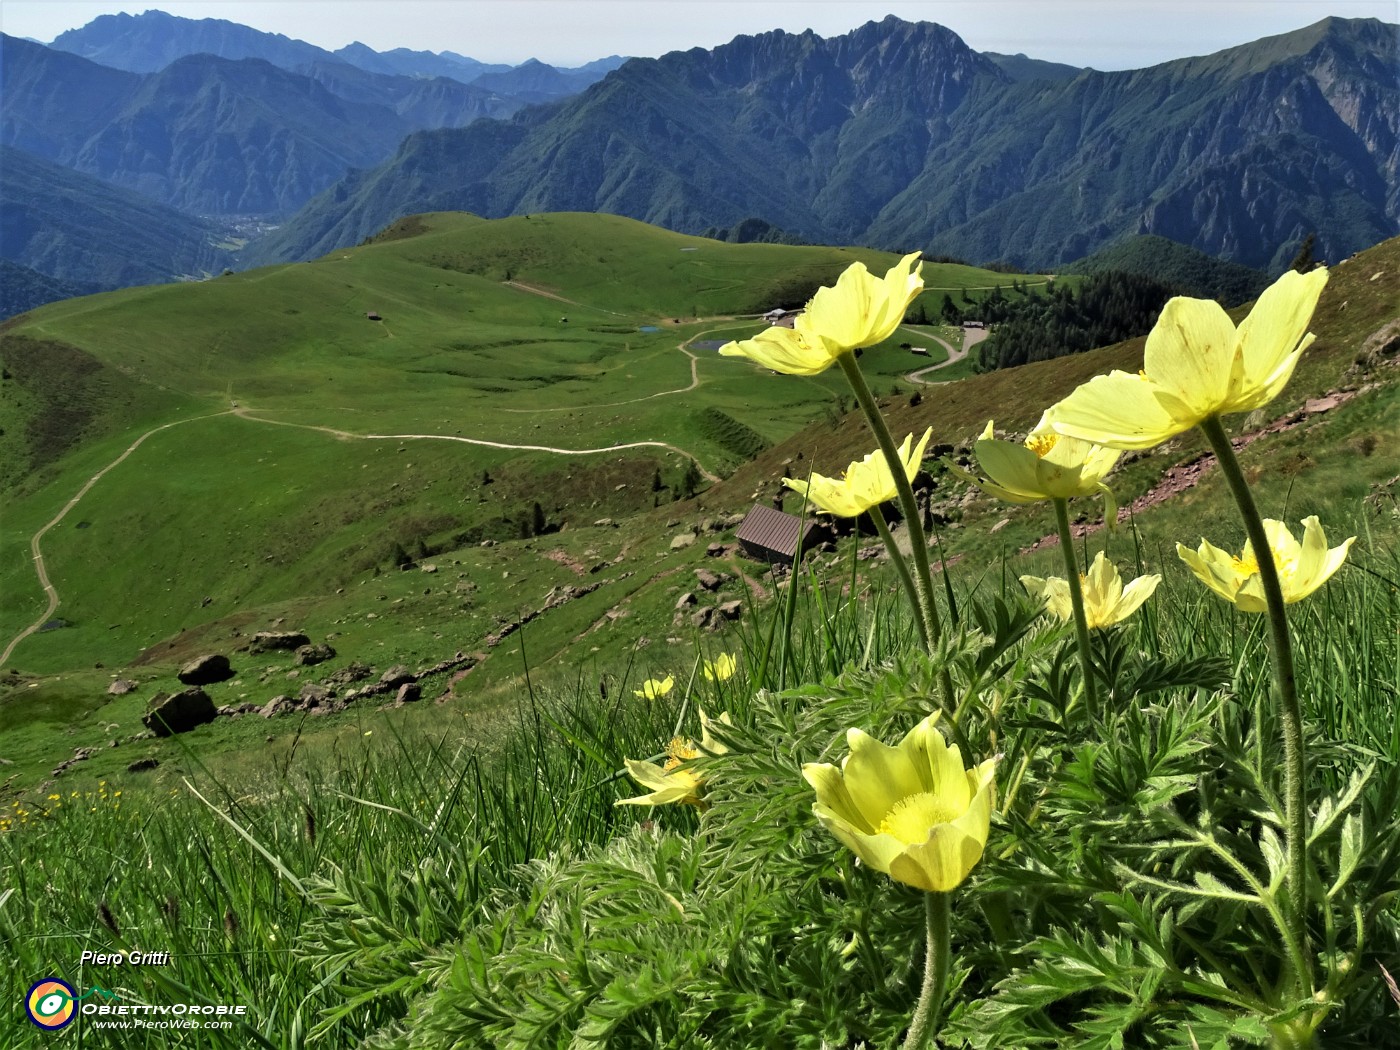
[
  {"left": 0, "top": 217, "right": 1397, "bottom": 1047},
  {"left": 1, "top": 212, "right": 1065, "bottom": 789}
]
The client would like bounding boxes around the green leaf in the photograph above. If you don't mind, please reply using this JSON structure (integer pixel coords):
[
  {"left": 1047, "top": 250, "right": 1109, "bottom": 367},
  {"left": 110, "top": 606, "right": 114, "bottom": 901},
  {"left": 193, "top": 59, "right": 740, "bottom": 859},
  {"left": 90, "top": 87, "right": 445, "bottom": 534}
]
[{"left": 1328, "top": 812, "right": 1364, "bottom": 899}]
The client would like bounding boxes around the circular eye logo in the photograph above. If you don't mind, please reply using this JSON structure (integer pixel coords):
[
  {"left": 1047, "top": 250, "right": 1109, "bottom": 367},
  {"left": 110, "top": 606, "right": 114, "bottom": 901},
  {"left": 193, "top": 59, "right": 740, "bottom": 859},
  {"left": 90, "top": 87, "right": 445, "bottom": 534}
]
[{"left": 26, "top": 978, "right": 77, "bottom": 1030}]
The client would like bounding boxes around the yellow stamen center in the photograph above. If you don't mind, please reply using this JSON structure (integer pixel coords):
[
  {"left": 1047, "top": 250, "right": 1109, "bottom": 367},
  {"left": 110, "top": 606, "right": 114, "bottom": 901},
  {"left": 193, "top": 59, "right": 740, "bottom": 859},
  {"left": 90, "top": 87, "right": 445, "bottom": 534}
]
[
  {"left": 877, "top": 792, "right": 959, "bottom": 844},
  {"left": 1232, "top": 553, "right": 1260, "bottom": 577},
  {"left": 663, "top": 737, "right": 698, "bottom": 770},
  {"left": 1025, "top": 432, "right": 1058, "bottom": 458}
]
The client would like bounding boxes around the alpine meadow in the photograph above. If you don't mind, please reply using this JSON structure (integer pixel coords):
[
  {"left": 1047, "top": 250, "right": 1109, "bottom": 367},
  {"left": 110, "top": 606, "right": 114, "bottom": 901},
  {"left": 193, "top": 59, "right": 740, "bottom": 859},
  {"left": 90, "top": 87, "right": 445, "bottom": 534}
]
[{"left": 1, "top": 8, "right": 1399, "bottom": 1050}]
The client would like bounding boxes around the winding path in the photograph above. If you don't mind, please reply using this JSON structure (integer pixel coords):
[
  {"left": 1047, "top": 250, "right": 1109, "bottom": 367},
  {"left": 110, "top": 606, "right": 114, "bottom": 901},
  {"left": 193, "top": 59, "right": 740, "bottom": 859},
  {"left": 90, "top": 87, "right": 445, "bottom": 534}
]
[
  {"left": 497, "top": 319, "right": 747, "bottom": 414},
  {"left": 0, "top": 411, "right": 233, "bottom": 667},
  {"left": 230, "top": 408, "right": 721, "bottom": 482},
  {"left": 904, "top": 328, "right": 986, "bottom": 385},
  {"left": 1, "top": 405, "right": 720, "bottom": 667}
]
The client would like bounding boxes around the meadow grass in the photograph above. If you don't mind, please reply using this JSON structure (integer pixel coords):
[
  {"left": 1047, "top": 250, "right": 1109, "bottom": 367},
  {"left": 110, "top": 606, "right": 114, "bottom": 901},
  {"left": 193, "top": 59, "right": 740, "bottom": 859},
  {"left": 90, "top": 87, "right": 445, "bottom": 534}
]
[{"left": 3, "top": 525, "right": 1395, "bottom": 1047}]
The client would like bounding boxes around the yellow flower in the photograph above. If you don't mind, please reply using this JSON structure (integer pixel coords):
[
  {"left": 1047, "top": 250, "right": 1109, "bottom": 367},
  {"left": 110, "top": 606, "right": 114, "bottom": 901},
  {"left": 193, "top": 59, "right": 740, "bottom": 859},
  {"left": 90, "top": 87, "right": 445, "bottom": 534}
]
[
  {"left": 719, "top": 252, "right": 924, "bottom": 374},
  {"left": 951, "top": 416, "right": 1121, "bottom": 518},
  {"left": 1176, "top": 515, "right": 1354, "bottom": 613},
  {"left": 1046, "top": 269, "right": 1328, "bottom": 449},
  {"left": 617, "top": 710, "right": 731, "bottom": 807},
  {"left": 802, "top": 713, "right": 996, "bottom": 893},
  {"left": 1020, "top": 551, "right": 1161, "bottom": 628},
  {"left": 785, "top": 429, "right": 932, "bottom": 517},
  {"left": 703, "top": 653, "right": 737, "bottom": 682},
  {"left": 633, "top": 675, "right": 674, "bottom": 700}
]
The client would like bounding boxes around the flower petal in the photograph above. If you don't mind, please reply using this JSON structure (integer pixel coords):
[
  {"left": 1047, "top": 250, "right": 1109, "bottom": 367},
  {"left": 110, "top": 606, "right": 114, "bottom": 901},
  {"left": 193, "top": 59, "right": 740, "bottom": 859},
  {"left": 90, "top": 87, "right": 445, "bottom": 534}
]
[
  {"left": 1047, "top": 371, "right": 1188, "bottom": 449},
  {"left": 974, "top": 437, "right": 1047, "bottom": 499},
  {"left": 840, "top": 727, "right": 925, "bottom": 829},
  {"left": 1234, "top": 269, "right": 1328, "bottom": 400},
  {"left": 1142, "top": 296, "right": 1238, "bottom": 418},
  {"left": 1109, "top": 573, "right": 1161, "bottom": 624},
  {"left": 1177, "top": 539, "right": 1247, "bottom": 607},
  {"left": 719, "top": 326, "right": 835, "bottom": 375}
]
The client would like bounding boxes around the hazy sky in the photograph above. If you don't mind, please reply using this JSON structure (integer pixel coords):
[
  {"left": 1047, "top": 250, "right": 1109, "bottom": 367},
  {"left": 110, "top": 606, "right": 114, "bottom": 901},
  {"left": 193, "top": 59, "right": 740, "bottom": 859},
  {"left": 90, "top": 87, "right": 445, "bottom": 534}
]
[{"left": 2, "top": 1, "right": 1395, "bottom": 67}]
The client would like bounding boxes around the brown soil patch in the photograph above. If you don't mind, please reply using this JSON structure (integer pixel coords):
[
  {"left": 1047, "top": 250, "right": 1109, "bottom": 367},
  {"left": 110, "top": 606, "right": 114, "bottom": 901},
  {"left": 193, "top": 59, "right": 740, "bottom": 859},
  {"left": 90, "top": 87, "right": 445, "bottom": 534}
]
[{"left": 1020, "top": 389, "right": 1362, "bottom": 555}]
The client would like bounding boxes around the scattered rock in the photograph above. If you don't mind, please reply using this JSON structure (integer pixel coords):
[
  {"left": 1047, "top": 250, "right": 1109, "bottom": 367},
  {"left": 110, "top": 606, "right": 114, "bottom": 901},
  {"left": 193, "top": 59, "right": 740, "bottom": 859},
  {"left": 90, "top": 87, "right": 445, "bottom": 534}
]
[
  {"left": 299, "top": 683, "right": 334, "bottom": 704},
  {"left": 259, "top": 695, "right": 297, "bottom": 718},
  {"left": 52, "top": 747, "right": 97, "bottom": 777},
  {"left": 379, "top": 665, "right": 414, "bottom": 688},
  {"left": 593, "top": 518, "right": 615, "bottom": 528},
  {"left": 670, "top": 532, "right": 697, "bottom": 550},
  {"left": 294, "top": 643, "right": 336, "bottom": 667},
  {"left": 694, "top": 568, "right": 727, "bottom": 591},
  {"left": 250, "top": 631, "right": 311, "bottom": 653},
  {"left": 143, "top": 688, "right": 217, "bottom": 736},
  {"left": 177, "top": 654, "right": 233, "bottom": 686},
  {"left": 705, "top": 543, "right": 726, "bottom": 558},
  {"left": 126, "top": 758, "right": 160, "bottom": 774},
  {"left": 324, "top": 661, "right": 373, "bottom": 686},
  {"left": 691, "top": 606, "right": 717, "bottom": 630},
  {"left": 1305, "top": 394, "right": 1344, "bottom": 414},
  {"left": 393, "top": 682, "right": 422, "bottom": 706},
  {"left": 675, "top": 592, "right": 698, "bottom": 610},
  {"left": 107, "top": 679, "right": 138, "bottom": 696},
  {"left": 718, "top": 600, "right": 743, "bottom": 621}
]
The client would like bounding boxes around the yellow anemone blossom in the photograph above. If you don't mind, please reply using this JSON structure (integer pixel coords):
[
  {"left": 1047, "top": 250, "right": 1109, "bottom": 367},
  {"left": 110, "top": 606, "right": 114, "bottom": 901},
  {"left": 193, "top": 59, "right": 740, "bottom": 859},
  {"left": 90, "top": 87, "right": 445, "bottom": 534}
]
[
  {"left": 1176, "top": 515, "right": 1353, "bottom": 613},
  {"left": 633, "top": 675, "right": 675, "bottom": 700},
  {"left": 702, "top": 653, "right": 737, "bottom": 682},
  {"left": 719, "top": 252, "right": 924, "bottom": 374},
  {"left": 1046, "top": 268, "right": 1328, "bottom": 449},
  {"left": 617, "top": 710, "right": 731, "bottom": 807},
  {"left": 785, "top": 428, "right": 932, "bottom": 517},
  {"left": 950, "top": 415, "right": 1120, "bottom": 519},
  {"left": 1020, "top": 551, "right": 1161, "bottom": 628},
  {"left": 802, "top": 712, "right": 996, "bottom": 893}
]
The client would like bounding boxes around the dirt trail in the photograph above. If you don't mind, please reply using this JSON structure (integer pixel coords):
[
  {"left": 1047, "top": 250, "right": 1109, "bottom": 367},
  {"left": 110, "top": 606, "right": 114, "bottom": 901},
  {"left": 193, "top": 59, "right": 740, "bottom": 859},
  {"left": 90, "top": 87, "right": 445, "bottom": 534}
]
[
  {"left": 905, "top": 328, "right": 985, "bottom": 385},
  {"left": 1017, "top": 389, "right": 1363, "bottom": 555},
  {"left": 1, "top": 410, "right": 233, "bottom": 668},
  {"left": 230, "top": 408, "right": 721, "bottom": 482}
]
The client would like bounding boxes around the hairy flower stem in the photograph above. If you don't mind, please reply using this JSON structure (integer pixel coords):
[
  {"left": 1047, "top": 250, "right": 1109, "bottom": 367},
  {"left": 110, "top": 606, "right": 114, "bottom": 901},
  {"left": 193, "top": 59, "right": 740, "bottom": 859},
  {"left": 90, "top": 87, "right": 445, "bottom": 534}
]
[
  {"left": 904, "top": 890, "right": 951, "bottom": 1050},
  {"left": 1053, "top": 498, "right": 1099, "bottom": 723},
  {"left": 838, "top": 354, "right": 957, "bottom": 714},
  {"left": 838, "top": 354, "right": 943, "bottom": 648},
  {"left": 1199, "top": 415, "right": 1311, "bottom": 986},
  {"left": 872, "top": 512, "right": 932, "bottom": 653}
]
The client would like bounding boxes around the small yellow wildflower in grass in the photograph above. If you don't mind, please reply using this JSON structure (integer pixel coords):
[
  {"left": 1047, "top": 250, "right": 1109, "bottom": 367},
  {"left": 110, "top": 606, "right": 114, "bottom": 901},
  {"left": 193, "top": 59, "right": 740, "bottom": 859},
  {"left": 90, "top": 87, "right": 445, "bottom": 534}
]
[
  {"left": 803, "top": 713, "right": 996, "bottom": 893},
  {"left": 785, "top": 429, "right": 933, "bottom": 517},
  {"left": 1176, "top": 516, "right": 1354, "bottom": 612},
  {"left": 633, "top": 675, "right": 675, "bottom": 700},
  {"left": 702, "top": 653, "right": 737, "bottom": 682},
  {"left": 1020, "top": 551, "right": 1161, "bottom": 629},
  {"left": 951, "top": 415, "right": 1121, "bottom": 517},
  {"left": 1046, "top": 268, "right": 1328, "bottom": 449},
  {"left": 617, "top": 711, "right": 731, "bottom": 807},
  {"left": 719, "top": 252, "right": 924, "bottom": 374}
]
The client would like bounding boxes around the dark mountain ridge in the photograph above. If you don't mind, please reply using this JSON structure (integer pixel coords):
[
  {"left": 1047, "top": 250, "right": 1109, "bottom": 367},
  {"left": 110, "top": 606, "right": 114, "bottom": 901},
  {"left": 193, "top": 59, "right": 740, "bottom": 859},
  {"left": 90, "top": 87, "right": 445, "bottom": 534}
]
[
  {"left": 256, "top": 15, "right": 1398, "bottom": 272},
  {"left": 48, "top": 9, "right": 623, "bottom": 91},
  {"left": 1, "top": 34, "right": 549, "bottom": 218},
  {"left": 0, "top": 147, "right": 233, "bottom": 292}
]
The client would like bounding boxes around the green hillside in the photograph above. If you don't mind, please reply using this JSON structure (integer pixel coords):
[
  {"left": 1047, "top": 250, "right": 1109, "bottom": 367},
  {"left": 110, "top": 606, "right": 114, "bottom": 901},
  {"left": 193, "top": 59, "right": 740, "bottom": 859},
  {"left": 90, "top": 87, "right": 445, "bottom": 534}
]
[
  {"left": 1061, "top": 233, "right": 1270, "bottom": 303},
  {"left": 2, "top": 217, "right": 1397, "bottom": 1049},
  {"left": 0, "top": 211, "right": 1057, "bottom": 783}
]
